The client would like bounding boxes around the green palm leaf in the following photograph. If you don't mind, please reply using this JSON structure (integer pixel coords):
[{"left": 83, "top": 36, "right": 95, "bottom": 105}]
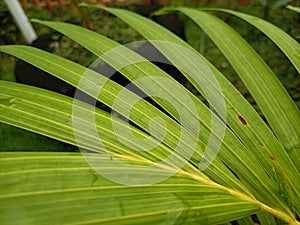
[
  {"left": 287, "top": 5, "right": 300, "bottom": 13},
  {"left": 23, "top": 18, "right": 292, "bottom": 214},
  {"left": 0, "top": 5, "right": 299, "bottom": 225}
]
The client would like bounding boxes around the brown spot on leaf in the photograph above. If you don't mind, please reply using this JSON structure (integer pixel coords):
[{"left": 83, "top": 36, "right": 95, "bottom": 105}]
[
  {"left": 238, "top": 115, "right": 247, "bottom": 125},
  {"left": 269, "top": 155, "right": 275, "bottom": 161}
]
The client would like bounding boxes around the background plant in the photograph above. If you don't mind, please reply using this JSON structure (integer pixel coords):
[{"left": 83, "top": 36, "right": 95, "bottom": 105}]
[{"left": 0, "top": 4, "right": 299, "bottom": 225}]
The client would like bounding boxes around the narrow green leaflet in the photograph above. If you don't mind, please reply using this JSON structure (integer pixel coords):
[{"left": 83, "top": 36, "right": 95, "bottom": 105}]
[
  {"left": 287, "top": 5, "right": 300, "bottom": 13},
  {"left": 256, "top": 211, "right": 277, "bottom": 225},
  {"left": 236, "top": 216, "right": 256, "bottom": 225},
  {"left": 0, "top": 152, "right": 260, "bottom": 225}
]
